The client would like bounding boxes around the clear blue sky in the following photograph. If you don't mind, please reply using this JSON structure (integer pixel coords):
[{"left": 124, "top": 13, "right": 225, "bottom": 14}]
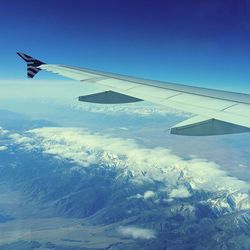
[{"left": 1, "top": 0, "right": 250, "bottom": 91}]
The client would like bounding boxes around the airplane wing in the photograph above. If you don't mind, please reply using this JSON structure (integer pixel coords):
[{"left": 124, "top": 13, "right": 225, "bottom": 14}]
[{"left": 17, "top": 52, "right": 250, "bottom": 136}]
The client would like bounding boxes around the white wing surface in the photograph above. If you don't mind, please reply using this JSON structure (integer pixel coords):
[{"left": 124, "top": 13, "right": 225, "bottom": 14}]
[{"left": 17, "top": 52, "right": 250, "bottom": 136}]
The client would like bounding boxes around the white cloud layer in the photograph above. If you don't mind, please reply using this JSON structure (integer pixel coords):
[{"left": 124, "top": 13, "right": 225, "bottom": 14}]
[
  {"left": 71, "top": 101, "right": 189, "bottom": 117},
  {"left": 6, "top": 127, "right": 250, "bottom": 211},
  {"left": 118, "top": 226, "right": 156, "bottom": 240}
]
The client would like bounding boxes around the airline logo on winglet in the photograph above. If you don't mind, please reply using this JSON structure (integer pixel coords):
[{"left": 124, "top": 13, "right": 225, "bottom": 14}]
[{"left": 17, "top": 52, "right": 45, "bottom": 78}]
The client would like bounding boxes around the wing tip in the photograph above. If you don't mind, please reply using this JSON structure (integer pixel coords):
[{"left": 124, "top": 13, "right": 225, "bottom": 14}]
[{"left": 17, "top": 52, "right": 45, "bottom": 78}]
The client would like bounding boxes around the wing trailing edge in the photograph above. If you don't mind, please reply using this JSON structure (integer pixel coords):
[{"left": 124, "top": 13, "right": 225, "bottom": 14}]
[
  {"left": 170, "top": 116, "right": 250, "bottom": 136},
  {"left": 78, "top": 91, "right": 143, "bottom": 104}
]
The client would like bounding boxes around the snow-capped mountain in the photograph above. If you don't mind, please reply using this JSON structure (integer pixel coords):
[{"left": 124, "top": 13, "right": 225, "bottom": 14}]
[{"left": 0, "top": 126, "right": 250, "bottom": 249}]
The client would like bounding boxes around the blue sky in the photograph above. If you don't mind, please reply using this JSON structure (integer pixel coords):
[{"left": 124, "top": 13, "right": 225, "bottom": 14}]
[{"left": 1, "top": 0, "right": 250, "bottom": 91}]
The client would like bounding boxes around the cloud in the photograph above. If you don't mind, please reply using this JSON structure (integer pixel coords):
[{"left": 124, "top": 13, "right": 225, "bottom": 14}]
[
  {"left": 0, "top": 127, "right": 8, "bottom": 136},
  {"left": 118, "top": 226, "right": 156, "bottom": 240},
  {"left": 8, "top": 127, "right": 250, "bottom": 211},
  {"left": 0, "top": 146, "right": 8, "bottom": 151},
  {"left": 71, "top": 101, "right": 189, "bottom": 117},
  {"left": 143, "top": 191, "right": 156, "bottom": 199},
  {"left": 0, "top": 128, "right": 9, "bottom": 151},
  {"left": 129, "top": 191, "right": 156, "bottom": 200},
  {"left": 169, "top": 186, "right": 191, "bottom": 199}
]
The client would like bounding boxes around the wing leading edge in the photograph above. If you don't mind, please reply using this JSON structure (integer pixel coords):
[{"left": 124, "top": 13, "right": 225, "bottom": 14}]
[{"left": 17, "top": 52, "right": 250, "bottom": 136}]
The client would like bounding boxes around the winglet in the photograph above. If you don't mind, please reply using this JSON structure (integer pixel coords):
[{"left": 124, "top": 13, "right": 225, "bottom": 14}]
[{"left": 17, "top": 52, "right": 45, "bottom": 78}]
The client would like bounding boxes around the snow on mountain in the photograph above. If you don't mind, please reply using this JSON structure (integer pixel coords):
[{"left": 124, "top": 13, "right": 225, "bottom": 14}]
[{"left": 5, "top": 126, "right": 249, "bottom": 215}]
